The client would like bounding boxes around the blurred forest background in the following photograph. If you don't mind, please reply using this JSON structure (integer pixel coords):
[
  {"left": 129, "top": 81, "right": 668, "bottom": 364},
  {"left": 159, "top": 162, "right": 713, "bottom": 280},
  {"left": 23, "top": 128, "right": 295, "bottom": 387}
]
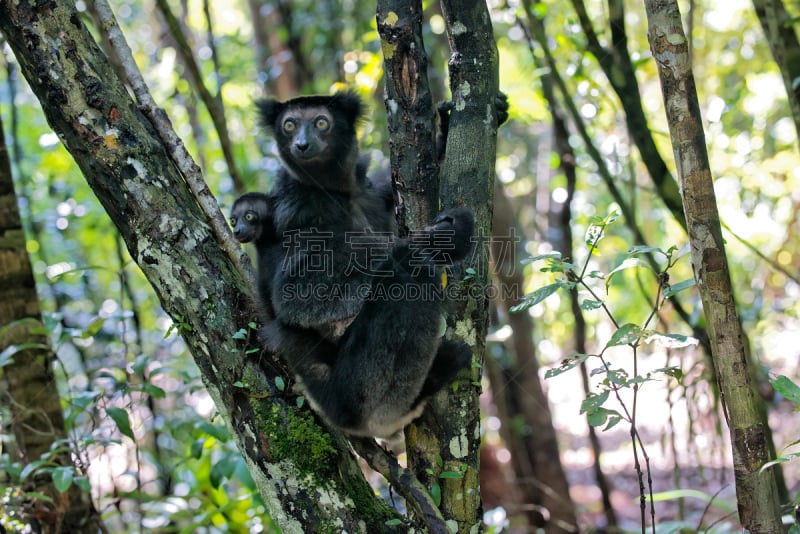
[{"left": 1, "top": 0, "right": 799, "bottom": 532}]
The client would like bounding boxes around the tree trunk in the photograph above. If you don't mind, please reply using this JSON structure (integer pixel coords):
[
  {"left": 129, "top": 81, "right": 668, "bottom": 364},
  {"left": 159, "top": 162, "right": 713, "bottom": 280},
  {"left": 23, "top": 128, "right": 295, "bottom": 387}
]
[
  {"left": 376, "top": 0, "right": 440, "bottom": 236},
  {"left": 0, "top": 2, "right": 400, "bottom": 531},
  {"left": 643, "top": 0, "right": 784, "bottom": 530},
  {"left": 0, "top": 115, "right": 104, "bottom": 532},
  {"left": 411, "top": 0, "right": 499, "bottom": 530},
  {"left": 377, "top": 1, "right": 500, "bottom": 530}
]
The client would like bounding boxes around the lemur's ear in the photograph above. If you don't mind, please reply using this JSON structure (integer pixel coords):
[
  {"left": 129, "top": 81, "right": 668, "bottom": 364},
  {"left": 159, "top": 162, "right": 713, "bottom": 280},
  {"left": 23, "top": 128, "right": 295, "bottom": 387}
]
[
  {"left": 331, "top": 91, "right": 365, "bottom": 127},
  {"left": 256, "top": 99, "right": 285, "bottom": 132}
]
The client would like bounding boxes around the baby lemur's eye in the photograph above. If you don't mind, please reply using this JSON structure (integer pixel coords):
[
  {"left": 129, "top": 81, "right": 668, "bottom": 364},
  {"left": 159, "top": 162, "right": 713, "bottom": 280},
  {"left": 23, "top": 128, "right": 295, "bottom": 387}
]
[
  {"left": 245, "top": 212, "right": 256, "bottom": 222},
  {"left": 282, "top": 119, "right": 297, "bottom": 133},
  {"left": 229, "top": 217, "right": 237, "bottom": 226},
  {"left": 314, "top": 117, "right": 330, "bottom": 130}
]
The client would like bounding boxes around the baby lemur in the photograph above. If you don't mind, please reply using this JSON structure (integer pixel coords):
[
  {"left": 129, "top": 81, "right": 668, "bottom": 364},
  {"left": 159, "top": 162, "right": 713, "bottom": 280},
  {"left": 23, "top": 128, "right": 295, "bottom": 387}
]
[{"left": 230, "top": 91, "right": 474, "bottom": 437}]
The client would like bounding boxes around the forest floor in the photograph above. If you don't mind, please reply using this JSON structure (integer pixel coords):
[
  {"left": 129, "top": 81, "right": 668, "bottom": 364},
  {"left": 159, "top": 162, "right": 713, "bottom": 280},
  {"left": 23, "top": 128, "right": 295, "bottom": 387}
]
[{"left": 555, "top": 384, "right": 799, "bottom": 532}]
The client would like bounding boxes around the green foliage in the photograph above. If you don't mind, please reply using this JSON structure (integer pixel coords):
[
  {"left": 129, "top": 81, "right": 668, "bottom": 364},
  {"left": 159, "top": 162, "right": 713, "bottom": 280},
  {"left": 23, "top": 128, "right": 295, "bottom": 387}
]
[{"left": 523, "top": 213, "right": 695, "bottom": 412}]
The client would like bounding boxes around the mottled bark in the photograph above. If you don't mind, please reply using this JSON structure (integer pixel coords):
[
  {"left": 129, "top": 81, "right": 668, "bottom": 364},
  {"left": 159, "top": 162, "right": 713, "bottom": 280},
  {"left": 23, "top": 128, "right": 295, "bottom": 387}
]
[
  {"left": 376, "top": 0, "right": 440, "bottom": 236},
  {"left": 408, "top": 1, "right": 499, "bottom": 531},
  {"left": 376, "top": 1, "right": 500, "bottom": 531},
  {"left": 0, "top": 115, "right": 104, "bottom": 533},
  {"left": 643, "top": 0, "right": 784, "bottom": 530},
  {"left": 0, "top": 2, "right": 398, "bottom": 531}
]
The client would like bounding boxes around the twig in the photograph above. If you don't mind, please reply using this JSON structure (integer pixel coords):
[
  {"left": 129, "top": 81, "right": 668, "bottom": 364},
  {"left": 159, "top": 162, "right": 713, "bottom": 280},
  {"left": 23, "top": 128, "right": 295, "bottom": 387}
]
[
  {"left": 91, "top": 0, "right": 256, "bottom": 291},
  {"left": 350, "top": 438, "right": 448, "bottom": 534},
  {"left": 152, "top": 0, "right": 245, "bottom": 194}
]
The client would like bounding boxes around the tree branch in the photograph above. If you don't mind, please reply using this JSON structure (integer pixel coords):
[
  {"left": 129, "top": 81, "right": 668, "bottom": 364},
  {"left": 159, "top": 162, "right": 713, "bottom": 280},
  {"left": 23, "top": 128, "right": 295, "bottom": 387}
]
[{"left": 352, "top": 439, "right": 448, "bottom": 533}]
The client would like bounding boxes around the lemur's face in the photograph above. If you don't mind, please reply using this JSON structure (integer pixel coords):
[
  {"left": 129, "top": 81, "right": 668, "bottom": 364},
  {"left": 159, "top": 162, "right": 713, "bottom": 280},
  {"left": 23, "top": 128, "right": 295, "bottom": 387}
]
[
  {"left": 278, "top": 106, "right": 334, "bottom": 162},
  {"left": 229, "top": 195, "right": 269, "bottom": 243}
]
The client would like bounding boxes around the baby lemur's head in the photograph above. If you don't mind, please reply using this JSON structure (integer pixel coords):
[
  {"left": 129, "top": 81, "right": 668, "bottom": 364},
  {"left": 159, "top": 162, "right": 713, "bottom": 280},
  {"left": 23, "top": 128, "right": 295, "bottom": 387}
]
[{"left": 257, "top": 91, "right": 365, "bottom": 192}]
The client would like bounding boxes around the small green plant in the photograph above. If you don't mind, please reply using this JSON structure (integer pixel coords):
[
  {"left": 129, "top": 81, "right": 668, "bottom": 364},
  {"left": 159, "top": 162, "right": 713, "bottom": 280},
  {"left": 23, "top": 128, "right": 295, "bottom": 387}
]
[{"left": 513, "top": 210, "right": 699, "bottom": 531}]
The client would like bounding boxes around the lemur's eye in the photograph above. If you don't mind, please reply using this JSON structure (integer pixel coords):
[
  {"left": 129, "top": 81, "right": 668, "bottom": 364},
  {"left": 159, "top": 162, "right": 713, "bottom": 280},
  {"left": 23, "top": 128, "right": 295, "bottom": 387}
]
[
  {"left": 282, "top": 119, "right": 297, "bottom": 133},
  {"left": 245, "top": 212, "right": 256, "bottom": 222},
  {"left": 229, "top": 217, "right": 237, "bottom": 226},
  {"left": 314, "top": 117, "right": 330, "bottom": 130}
]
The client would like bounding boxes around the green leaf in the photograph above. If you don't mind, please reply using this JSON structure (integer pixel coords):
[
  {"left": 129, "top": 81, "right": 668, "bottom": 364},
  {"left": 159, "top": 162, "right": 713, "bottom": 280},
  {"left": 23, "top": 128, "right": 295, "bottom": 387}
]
[
  {"left": 580, "top": 299, "right": 603, "bottom": 311},
  {"left": 83, "top": 315, "right": 106, "bottom": 337},
  {"left": 20, "top": 460, "right": 45, "bottom": 482},
  {"left": 21, "top": 491, "right": 54, "bottom": 504},
  {"left": 52, "top": 466, "right": 74, "bottom": 494},
  {"left": 604, "top": 368, "right": 629, "bottom": 386},
  {"left": 0, "top": 343, "right": 51, "bottom": 368},
  {"left": 385, "top": 519, "right": 404, "bottom": 527},
  {"left": 74, "top": 476, "right": 91, "bottom": 492},
  {"left": 771, "top": 375, "right": 800, "bottom": 404},
  {"left": 520, "top": 252, "right": 562, "bottom": 265},
  {"left": 604, "top": 415, "right": 623, "bottom": 431},
  {"left": 545, "top": 354, "right": 591, "bottom": 379},
  {"left": 296, "top": 396, "right": 305, "bottom": 408},
  {"left": 430, "top": 482, "right": 441, "bottom": 507},
  {"left": 209, "top": 456, "right": 237, "bottom": 488},
  {"left": 232, "top": 328, "right": 248, "bottom": 340},
  {"left": 760, "top": 452, "right": 800, "bottom": 472},
  {"left": 139, "top": 383, "right": 166, "bottom": 399},
  {"left": 510, "top": 282, "right": 563, "bottom": 313},
  {"left": 605, "top": 323, "right": 642, "bottom": 348},
  {"left": 191, "top": 439, "right": 204, "bottom": 459},
  {"left": 198, "top": 422, "right": 230, "bottom": 442},
  {"left": 106, "top": 407, "right": 134, "bottom": 440},
  {"left": 627, "top": 245, "right": 663, "bottom": 256},
  {"left": 131, "top": 353, "right": 149, "bottom": 375},
  {"left": 663, "top": 278, "right": 695, "bottom": 297},
  {"left": 439, "top": 471, "right": 464, "bottom": 479},
  {"left": 580, "top": 391, "right": 610, "bottom": 415},
  {"left": 652, "top": 366, "right": 684, "bottom": 381},
  {"left": 606, "top": 258, "right": 653, "bottom": 291},
  {"left": 275, "top": 376, "right": 286, "bottom": 392},
  {"left": 586, "top": 409, "right": 608, "bottom": 427}
]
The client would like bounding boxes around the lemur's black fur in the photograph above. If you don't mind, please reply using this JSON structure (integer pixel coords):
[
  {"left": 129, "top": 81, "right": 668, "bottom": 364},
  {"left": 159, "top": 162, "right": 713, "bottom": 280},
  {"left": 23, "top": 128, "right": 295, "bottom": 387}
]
[{"left": 230, "top": 91, "right": 474, "bottom": 436}]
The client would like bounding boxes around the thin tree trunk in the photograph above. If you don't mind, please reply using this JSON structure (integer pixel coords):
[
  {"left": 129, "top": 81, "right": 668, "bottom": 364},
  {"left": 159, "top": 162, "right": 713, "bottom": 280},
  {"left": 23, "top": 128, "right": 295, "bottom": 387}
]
[
  {"left": 248, "top": 0, "right": 303, "bottom": 100},
  {"left": 0, "top": 115, "right": 104, "bottom": 533},
  {"left": 751, "top": 0, "right": 800, "bottom": 148},
  {"left": 643, "top": 0, "right": 784, "bottom": 530},
  {"left": 568, "top": 0, "right": 686, "bottom": 231}
]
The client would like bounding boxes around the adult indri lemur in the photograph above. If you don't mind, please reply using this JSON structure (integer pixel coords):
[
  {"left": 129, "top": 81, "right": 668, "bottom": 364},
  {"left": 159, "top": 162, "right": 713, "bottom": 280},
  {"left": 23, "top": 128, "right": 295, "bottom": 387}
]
[{"left": 230, "top": 91, "right": 474, "bottom": 437}]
